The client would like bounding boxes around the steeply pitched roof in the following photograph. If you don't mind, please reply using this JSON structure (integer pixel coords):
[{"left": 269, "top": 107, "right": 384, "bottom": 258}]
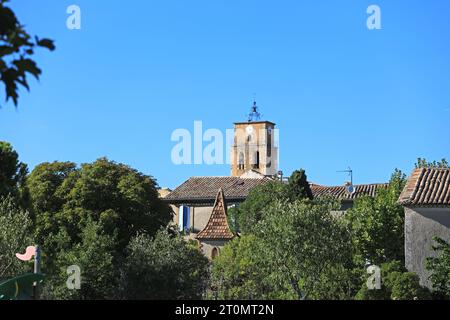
[
  {"left": 196, "top": 189, "right": 235, "bottom": 240},
  {"left": 164, "top": 176, "right": 271, "bottom": 204},
  {"left": 310, "top": 183, "right": 388, "bottom": 200},
  {"left": 398, "top": 168, "right": 450, "bottom": 206}
]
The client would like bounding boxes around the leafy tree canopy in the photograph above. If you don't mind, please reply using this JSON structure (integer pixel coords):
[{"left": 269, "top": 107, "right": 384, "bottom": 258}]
[
  {"left": 345, "top": 169, "right": 407, "bottom": 265},
  {"left": 256, "top": 199, "right": 353, "bottom": 299},
  {"left": 355, "top": 260, "right": 430, "bottom": 300},
  {"left": 42, "top": 219, "right": 117, "bottom": 300},
  {"left": 230, "top": 168, "right": 313, "bottom": 234},
  {"left": 214, "top": 199, "right": 355, "bottom": 300},
  {"left": 0, "top": 0, "right": 55, "bottom": 107},
  {"left": 426, "top": 237, "right": 450, "bottom": 299},
  {"left": 210, "top": 234, "right": 282, "bottom": 299},
  {"left": 415, "top": 158, "right": 449, "bottom": 169},
  {"left": 27, "top": 158, "right": 173, "bottom": 254},
  {"left": 118, "top": 230, "right": 210, "bottom": 300},
  {"left": 287, "top": 169, "right": 313, "bottom": 200},
  {"left": 230, "top": 180, "right": 287, "bottom": 234},
  {"left": 0, "top": 195, "right": 33, "bottom": 279},
  {"left": 0, "top": 141, "right": 28, "bottom": 204}
]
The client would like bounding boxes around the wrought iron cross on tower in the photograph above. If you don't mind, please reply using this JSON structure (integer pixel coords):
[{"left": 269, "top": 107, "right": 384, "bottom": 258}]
[{"left": 247, "top": 101, "right": 262, "bottom": 122}]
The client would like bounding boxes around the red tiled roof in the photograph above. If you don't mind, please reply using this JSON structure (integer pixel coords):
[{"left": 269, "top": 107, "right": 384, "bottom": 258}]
[
  {"left": 196, "top": 189, "right": 235, "bottom": 240},
  {"left": 310, "top": 183, "right": 388, "bottom": 200},
  {"left": 164, "top": 177, "right": 271, "bottom": 203},
  {"left": 398, "top": 168, "right": 450, "bottom": 206},
  {"left": 165, "top": 176, "right": 387, "bottom": 204}
]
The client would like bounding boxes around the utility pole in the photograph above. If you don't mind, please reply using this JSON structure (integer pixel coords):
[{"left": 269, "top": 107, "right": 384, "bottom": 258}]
[{"left": 33, "top": 245, "right": 41, "bottom": 300}]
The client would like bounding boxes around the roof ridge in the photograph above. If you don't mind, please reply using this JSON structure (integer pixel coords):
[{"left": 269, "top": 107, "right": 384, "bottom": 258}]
[{"left": 310, "top": 182, "right": 389, "bottom": 188}]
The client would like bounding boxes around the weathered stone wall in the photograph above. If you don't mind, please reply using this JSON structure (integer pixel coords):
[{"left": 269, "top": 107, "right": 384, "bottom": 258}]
[
  {"left": 405, "top": 207, "right": 450, "bottom": 288},
  {"left": 199, "top": 239, "right": 229, "bottom": 259}
]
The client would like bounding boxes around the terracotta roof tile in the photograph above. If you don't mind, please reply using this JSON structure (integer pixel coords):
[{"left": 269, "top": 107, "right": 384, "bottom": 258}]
[
  {"left": 196, "top": 189, "right": 235, "bottom": 240},
  {"left": 166, "top": 176, "right": 387, "bottom": 204},
  {"left": 164, "top": 176, "right": 271, "bottom": 203},
  {"left": 399, "top": 168, "right": 450, "bottom": 206},
  {"left": 310, "top": 183, "right": 388, "bottom": 200}
]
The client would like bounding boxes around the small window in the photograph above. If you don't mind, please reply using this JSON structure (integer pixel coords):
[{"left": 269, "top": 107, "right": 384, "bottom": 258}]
[
  {"left": 267, "top": 130, "right": 272, "bottom": 157},
  {"left": 178, "top": 205, "right": 190, "bottom": 233},
  {"left": 238, "top": 152, "right": 245, "bottom": 170},
  {"left": 211, "top": 247, "right": 219, "bottom": 259},
  {"left": 252, "top": 151, "right": 260, "bottom": 169}
]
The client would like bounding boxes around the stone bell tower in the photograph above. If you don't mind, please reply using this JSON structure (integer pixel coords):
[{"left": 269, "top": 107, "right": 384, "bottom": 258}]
[{"left": 231, "top": 101, "right": 278, "bottom": 177}]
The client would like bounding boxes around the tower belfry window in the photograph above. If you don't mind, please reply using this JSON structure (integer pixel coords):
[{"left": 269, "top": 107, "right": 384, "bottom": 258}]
[
  {"left": 238, "top": 152, "right": 245, "bottom": 170},
  {"left": 267, "top": 129, "right": 272, "bottom": 157},
  {"left": 252, "top": 151, "right": 260, "bottom": 169}
]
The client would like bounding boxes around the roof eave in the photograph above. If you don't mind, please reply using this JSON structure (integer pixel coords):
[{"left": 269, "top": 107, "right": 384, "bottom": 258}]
[
  {"left": 196, "top": 235, "right": 236, "bottom": 241},
  {"left": 163, "top": 197, "right": 247, "bottom": 205}
]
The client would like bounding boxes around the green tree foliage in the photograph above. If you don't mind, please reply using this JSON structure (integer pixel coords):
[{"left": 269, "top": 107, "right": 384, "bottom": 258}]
[
  {"left": 213, "top": 199, "right": 355, "bottom": 300},
  {"left": 415, "top": 158, "right": 449, "bottom": 169},
  {"left": 0, "top": 0, "right": 55, "bottom": 107},
  {"left": 27, "top": 161, "right": 77, "bottom": 215},
  {"left": 345, "top": 169, "right": 406, "bottom": 265},
  {"left": 210, "top": 235, "right": 281, "bottom": 299},
  {"left": 67, "top": 158, "right": 172, "bottom": 246},
  {"left": 27, "top": 158, "right": 173, "bottom": 255},
  {"left": 0, "top": 195, "right": 33, "bottom": 278},
  {"left": 230, "top": 181, "right": 287, "bottom": 234},
  {"left": 118, "top": 230, "right": 210, "bottom": 300},
  {"left": 390, "top": 272, "right": 431, "bottom": 300},
  {"left": 0, "top": 141, "right": 28, "bottom": 204},
  {"left": 287, "top": 169, "right": 313, "bottom": 200},
  {"left": 257, "top": 200, "right": 353, "bottom": 299},
  {"left": 426, "top": 237, "right": 450, "bottom": 299},
  {"left": 230, "top": 168, "right": 312, "bottom": 234},
  {"left": 25, "top": 157, "right": 174, "bottom": 299},
  {"left": 42, "top": 219, "right": 117, "bottom": 300},
  {"left": 355, "top": 261, "right": 430, "bottom": 300}
]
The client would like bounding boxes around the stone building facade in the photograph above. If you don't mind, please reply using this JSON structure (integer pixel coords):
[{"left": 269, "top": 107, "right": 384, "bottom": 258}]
[
  {"left": 231, "top": 120, "right": 278, "bottom": 177},
  {"left": 398, "top": 167, "right": 450, "bottom": 288}
]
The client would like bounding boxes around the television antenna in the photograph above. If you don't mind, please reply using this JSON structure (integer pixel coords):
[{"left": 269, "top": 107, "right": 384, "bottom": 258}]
[
  {"left": 337, "top": 167, "right": 355, "bottom": 194},
  {"left": 337, "top": 167, "right": 353, "bottom": 184}
]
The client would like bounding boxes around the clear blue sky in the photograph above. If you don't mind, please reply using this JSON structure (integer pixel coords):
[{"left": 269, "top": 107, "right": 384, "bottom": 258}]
[{"left": 1, "top": 0, "right": 449, "bottom": 189}]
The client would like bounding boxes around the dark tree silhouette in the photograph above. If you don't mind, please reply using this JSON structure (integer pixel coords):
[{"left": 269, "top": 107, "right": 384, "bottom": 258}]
[{"left": 0, "top": 0, "right": 55, "bottom": 107}]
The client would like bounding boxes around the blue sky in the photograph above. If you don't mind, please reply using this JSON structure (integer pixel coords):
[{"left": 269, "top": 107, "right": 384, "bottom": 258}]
[{"left": 0, "top": 0, "right": 449, "bottom": 189}]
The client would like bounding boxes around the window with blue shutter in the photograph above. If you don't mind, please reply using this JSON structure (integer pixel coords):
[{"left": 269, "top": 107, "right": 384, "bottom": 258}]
[{"left": 178, "top": 205, "right": 190, "bottom": 233}]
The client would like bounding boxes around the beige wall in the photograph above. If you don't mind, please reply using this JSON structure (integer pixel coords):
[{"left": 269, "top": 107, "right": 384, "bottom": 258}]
[
  {"left": 172, "top": 205, "right": 215, "bottom": 234},
  {"left": 405, "top": 206, "right": 450, "bottom": 288},
  {"left": 199, "top": 239, "right": 229, "bottom": 260}
]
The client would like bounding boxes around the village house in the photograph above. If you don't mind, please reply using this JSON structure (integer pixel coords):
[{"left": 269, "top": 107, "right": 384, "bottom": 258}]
[
  {"left": 163, "top": 104, "right": 388, "bottom": 258},
  {"left": 398, "top": 167, "right": 450, "bottom": 288}
]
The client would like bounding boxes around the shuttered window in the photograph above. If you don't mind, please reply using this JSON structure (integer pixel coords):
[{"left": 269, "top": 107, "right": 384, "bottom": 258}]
[{"left": 178, "top": 205, "right": 190, "bottom": 232}]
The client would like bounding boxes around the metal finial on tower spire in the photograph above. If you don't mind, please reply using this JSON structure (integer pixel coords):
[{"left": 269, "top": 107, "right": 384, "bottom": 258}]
[{"left": 248, "top": 100, "right": 262, "bottom": 122}]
